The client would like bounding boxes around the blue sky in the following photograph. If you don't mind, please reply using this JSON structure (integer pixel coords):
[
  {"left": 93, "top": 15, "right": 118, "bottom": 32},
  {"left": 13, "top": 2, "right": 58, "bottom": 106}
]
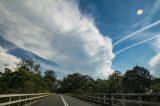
[
  {"left": 79, "top": 0, "right": 160, "bottom": 74},
  {"left": 0, "top": 0, "right": 160, "bottom": 79}
]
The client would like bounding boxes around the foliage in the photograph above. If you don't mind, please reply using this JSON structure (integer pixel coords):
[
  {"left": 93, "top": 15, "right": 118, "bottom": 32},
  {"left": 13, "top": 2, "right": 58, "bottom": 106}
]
[
  {"left": 151, "top": 78, "right": 160, "bottom": 93},
  {"left": 108, "top": 71, "right": 122, "bottom": 93},
  {"left": 0, "top": 59, "right": 57, "bottom": 94},
  {"left": 61, "top": 73, "right": 93, "bottom": 93},
  {"left": 0, "top": 60, "right": 159, "bottom": 94},
  {"left": 122, "top": 66, "right": 153, "bottom": 93},
  {"left": 44, "top": 70, "right": 57, "bottom": 92}
]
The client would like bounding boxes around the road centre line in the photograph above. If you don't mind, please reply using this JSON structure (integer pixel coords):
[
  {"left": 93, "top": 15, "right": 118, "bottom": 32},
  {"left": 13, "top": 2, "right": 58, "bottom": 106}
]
[{"left": 60, "top": 94, "right": 69, "bottom": 106}]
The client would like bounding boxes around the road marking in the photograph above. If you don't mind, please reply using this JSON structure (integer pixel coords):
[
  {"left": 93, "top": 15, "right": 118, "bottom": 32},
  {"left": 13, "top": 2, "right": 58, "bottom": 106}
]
[{"left": 60, "top": 94, "right": 69, "bottom": 106}]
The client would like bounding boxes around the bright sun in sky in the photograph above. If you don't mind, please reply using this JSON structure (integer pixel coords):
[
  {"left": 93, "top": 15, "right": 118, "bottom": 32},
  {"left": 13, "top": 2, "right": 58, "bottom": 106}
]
[{"left": 137, "top": 9, "right": 143, "bottom": 15}]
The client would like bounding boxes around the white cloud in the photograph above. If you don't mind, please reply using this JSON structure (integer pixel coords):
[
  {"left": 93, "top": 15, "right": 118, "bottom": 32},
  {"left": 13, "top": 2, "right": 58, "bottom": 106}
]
[
  {"left": 149, "top": 53, "right": 160, "bottom": 76},
  {"left": 149, "top": 53, "right": 160, "bottom": 67},
  {"left": 0, "top": 0, "right": 114, "bottom": 78},
  {"left": 0, "top": 47, "right": 19, "bottom": 72},
  {"left": 149, "top": 37, "right": 160, "bottom": 76}
]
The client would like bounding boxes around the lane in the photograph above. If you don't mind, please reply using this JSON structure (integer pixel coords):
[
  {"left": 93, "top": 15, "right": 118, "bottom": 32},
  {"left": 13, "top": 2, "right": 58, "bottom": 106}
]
[
  {"left": 32, "top": 94, "right": 64, "bottom": 106},
  {"left": 32, "top": 94, "right": 98, "bottom": 106},
  {"left": 62, "top": 94, "right": 96, "bottom": 106}
]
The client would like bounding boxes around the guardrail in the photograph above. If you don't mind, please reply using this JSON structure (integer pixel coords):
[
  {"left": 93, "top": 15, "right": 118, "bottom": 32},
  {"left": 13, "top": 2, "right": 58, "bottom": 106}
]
[
  {"left": 67, "top": 93, "right": 160, "bottom": 106},
  {"left": 0, "top": 93, "right": 52, "bottom": 106}
]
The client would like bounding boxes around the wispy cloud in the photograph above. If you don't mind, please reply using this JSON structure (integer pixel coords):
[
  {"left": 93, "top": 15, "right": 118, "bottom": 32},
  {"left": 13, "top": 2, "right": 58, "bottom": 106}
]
[
  {"left": 0, "top": 0, "right": 114, "bottom": 78},
  {"left": 113, "top": 20, "right": 160, "bottom": 46},
  {"left": 115, "top": 33, "right": 160, "bottom": 55}
]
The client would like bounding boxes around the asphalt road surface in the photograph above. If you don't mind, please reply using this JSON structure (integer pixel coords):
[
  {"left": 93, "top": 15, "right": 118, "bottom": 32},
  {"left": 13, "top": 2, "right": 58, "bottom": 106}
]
[{"left": 32, "top": 94, "right": 97, "bottom": 106}]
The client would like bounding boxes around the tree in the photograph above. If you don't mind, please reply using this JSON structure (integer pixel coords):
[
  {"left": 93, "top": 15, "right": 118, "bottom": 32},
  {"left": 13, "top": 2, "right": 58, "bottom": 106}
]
[
  {"left": 61, "top": 73, "right": 93, "bottom": 93},
  {"left": 12, "top": 66, "right": 33, "bottom": 93},
  {"left": 0, "top": 59, "right": 59, "bottom": 94},
  {"left": 95, "top": 78, "right": 109, "bottom": 93},
  {"left": 19, "top": 58, "right": 40, "bottom": 74},
  {"left": 34, "top": 63, "right": 41, "bottom": 74},
  {"left": 18, "top": 59, "right": 34, "bottom": 72},
  {"left": 151, "top": 78, "right": 160, "bottom": 93},
  {"left": 1, "top": 68, "right": 14, "bottom": 93},
  {"left": 122, "top": 66, "right": 153, "bottom": 93},
  {"left": 44, "top": 70, "right": 57, "bottom": 92},
  {"left": 108, "top": 71, "right": 122, "bottom": 93}
]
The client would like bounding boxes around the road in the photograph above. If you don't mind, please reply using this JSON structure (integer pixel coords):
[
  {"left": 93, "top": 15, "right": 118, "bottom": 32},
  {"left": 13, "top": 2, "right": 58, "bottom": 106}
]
[{"left": 32, "top": 94, "right": 98, "bottom": 106}]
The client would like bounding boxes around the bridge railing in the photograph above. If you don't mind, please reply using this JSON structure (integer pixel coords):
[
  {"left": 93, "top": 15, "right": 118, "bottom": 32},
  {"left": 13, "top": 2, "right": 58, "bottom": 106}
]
[
  {"left": 0, "top": 93, "right": 52, "bottom": 106},
  {"left": 67, "top": 93, "right": 160, "bottom": 106}
]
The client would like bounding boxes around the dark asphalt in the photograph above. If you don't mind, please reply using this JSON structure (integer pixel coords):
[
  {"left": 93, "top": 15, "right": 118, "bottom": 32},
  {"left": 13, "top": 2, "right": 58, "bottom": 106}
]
[{"left": 32, "top": 94, "right": 97, "bottom": 106}]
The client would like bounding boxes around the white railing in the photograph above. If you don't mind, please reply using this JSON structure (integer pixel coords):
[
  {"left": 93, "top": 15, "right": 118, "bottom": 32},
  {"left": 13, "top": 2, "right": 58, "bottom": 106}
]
[
  {"left": 0, "top": 93, "right": 52, "bottom": 106},
  {"left": 67, "top": 93, "right": 160, "bottom": 106}
]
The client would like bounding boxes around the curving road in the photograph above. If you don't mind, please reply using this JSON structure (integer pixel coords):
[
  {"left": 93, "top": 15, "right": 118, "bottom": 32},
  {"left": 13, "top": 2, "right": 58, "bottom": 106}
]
[{"left": 32, "top": 94, "right": 98, "bottom": 106}]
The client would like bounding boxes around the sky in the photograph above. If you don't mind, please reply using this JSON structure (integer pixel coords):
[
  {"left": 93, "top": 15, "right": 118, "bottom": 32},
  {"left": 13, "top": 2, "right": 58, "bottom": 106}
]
[{"left": 0, "top": 0, "right": 160, "bottom": 79}]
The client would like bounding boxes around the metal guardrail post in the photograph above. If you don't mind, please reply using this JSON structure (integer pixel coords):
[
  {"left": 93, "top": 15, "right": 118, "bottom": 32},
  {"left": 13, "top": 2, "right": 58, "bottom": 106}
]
[
  {"left": 30, "top": 95, "right": 32, "bottom": 104},
  {"left": 122, "top": 95, "right": 125, "bottom": 106},
  {"left": 34, "top": 95, "right": 36, "bottom": 102},
  {"left": 8, "top": 96, "right": 11, "bottom": 106},
  {"left": 111, "top": 94, "right": 114, "bottom": 105},
  {"left": 25, "top": 96, "right": 27, "bottom": 105},
  {"left": 98, "top": 93, "right": 100, "bottom": 102},
  {"left": 94, "top": 94, "right": 96, "bottom": 102},
  {"left": 103, "top": 94, "right": 105, "bottom": 104},
  {"left": 138, "top": 95, "right": 142, "bottom": 106},
  {"left": 18, "top": 96, "right": 21, "bottom": 106}
]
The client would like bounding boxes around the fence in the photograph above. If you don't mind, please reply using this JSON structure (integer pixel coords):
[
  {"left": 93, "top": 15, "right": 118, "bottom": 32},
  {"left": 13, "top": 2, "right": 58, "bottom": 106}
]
[
  {"left": 0, "top": 93, "right": 52, "bottom": 106},
  {"left": 67, "top": 93, "right": 160, "bottom": 106}
]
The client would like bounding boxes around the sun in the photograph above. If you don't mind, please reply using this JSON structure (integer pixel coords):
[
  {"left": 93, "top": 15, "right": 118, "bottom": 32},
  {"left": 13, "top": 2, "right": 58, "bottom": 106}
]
[{"left": 137, "top": 9, "right": 143, "bottom": 15}]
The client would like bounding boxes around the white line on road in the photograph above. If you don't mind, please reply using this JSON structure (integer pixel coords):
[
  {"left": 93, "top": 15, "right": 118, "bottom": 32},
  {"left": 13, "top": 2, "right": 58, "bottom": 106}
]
[{"left": 60, "top": 94, "right": 69, "bottom": 106}]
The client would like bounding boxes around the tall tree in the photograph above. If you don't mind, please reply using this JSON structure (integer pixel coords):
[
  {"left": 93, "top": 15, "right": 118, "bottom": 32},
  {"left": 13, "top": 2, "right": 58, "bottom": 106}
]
[
  {"left": 122, "top": 66, "right": 153, "bottom": 93},
  {"left": 61, "top": 73, "right": 93, "bottom": 93},
  {"left": 151, "top": 78, "right": 160, "bottom": 93},
  {"left": 12, "top": 66, "right": 33, "bottom": 93},
  {"left": 108, "top": 71, "right": 122, "bottom": 93},
  {"left": 44, "top": 70, "right": 57, "bottom": 92}
]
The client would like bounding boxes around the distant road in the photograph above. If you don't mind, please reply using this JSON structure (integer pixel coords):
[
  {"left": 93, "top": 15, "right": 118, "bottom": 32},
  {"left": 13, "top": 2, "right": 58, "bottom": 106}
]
[{"left": 32, "top": 94, "right": 98, "bottom": 106}]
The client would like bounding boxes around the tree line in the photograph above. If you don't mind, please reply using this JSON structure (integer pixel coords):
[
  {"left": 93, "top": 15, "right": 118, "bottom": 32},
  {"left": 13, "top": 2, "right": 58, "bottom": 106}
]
[
  {"left": 0, "top": 59, "right": 160, "bottom": 94},
  {"left": 0, "top": 59, "right": 56, "bottom": 94}
]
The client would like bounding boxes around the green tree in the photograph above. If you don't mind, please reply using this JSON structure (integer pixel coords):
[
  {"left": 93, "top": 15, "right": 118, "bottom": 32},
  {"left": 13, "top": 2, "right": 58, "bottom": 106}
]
[
  {"left": 44, "top": 70, "right": 57, "bottom": 92},
  {"left": 61, "top": 73, "right": 93, "bottom": 93},
  {"left": 34, "top": 63, "right": 41, "bottom": 74},
  {"left": 12, "top": 66, "right": 33, "bottom": 93},
  {"left": 1, "top": 68, "right": 14, "bottom": 93},
  {"left": 95, "top": 78, "right": 109, "bottom": 93},
  {"left": 108, "top": 71, "right": 122, "bottom": 93},
  {"left": 122, "top": 66, "right": 153, "bottom": 93},
  {"left": 151, "top": 78, "right": 160, "bottom": 93}
]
